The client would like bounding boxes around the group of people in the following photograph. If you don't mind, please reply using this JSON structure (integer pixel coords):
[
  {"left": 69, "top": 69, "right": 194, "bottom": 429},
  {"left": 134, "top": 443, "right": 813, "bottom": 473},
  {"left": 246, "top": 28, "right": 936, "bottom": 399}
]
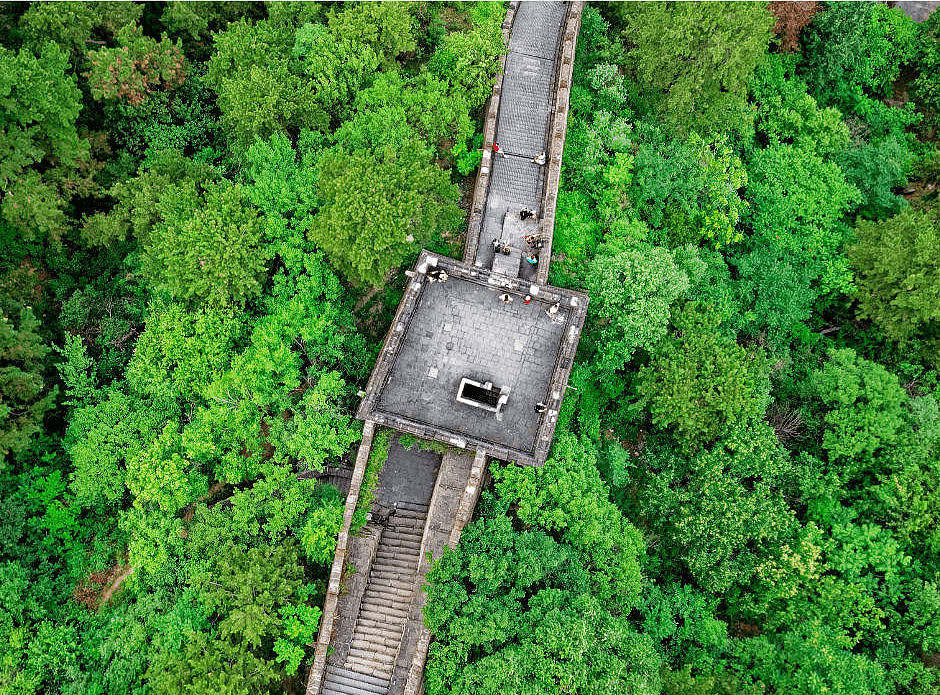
[
  {"left": 496, "top": 292, "right": 561, "bottom": 319},
  {"left": 490, "top": 210, "right": 546, "bottom": 266}
]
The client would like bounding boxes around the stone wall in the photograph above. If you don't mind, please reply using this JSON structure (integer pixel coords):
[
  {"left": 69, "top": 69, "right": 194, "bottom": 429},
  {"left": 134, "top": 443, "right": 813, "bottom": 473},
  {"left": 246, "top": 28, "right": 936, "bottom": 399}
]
[
  {"left": 535, "top": 2, "right": 583, "bottom": 285},
  {"left": 463, "top": 0, "right": 585, "bottom": 279},
  {"left": 305, "top": 421, "right": 376, "bottom": 695},
  {"left": 400, "top": 449, "right": 488, "bottom": 695},
  {"left": 463, "top": 2, "right": 520, "bottom": 267}
]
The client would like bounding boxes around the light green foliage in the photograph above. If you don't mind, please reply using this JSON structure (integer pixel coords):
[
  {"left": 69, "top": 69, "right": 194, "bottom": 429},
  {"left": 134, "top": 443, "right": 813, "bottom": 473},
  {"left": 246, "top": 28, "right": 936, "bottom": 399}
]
[
  {"left": 813, "top": 349, "right": 908, "bottom": 464},
  {"left": 353, "top": 429, "right": 391, "bottom": 531},
  {"left": 142, "top": 179, "right": 265, "bottom": 308},
  {"left": 638, "top": 304, "right": 770, "bottom": 449},
  {"left": 244, "top": 132, "right": 321, "bottom": 271},
  {"left": 0, "top": 42, "right": 86, "bottom": 244},
  {"left": 734, "top": 143, "right": 860, "bottom": 347},
  {"left": 585, "top": 243, "right": 693, "bottom": 373},
  {"left": 849, "top": 208, "right": 940, "bottom": 354},
  {"left": 126, "top": 303, "right": 242, "bottom": 404},
  {"left": 206, "top": 18, "right": 325, "bottom": 150},
  {"left": 64, "top": 389, "right": 170, "bottom": 511},
  {"left": 749, "top": 55, "right": 850, "bottom": 158},
  {"left": 745, "top": 144, "right": 859, "bottom": 293},
  {"left": 310, "top": 144, "right": 461, "bottom": 286},
  {"left": 639, "top": 424, "right": 795, "bottom": 594},
  {"left": 731, "top": 619, "right": 890, "bottom": 695},
  {"left": 641, "top": 583, "right": 728, "bottom": 671},
  {"left": 147, "top": 543, "right": 307, "bottom": 695},
  {"left": 424, "top": 438, "right": 657, "bottom": 695},
  {"left": 427, "top": 2, "right": 505, "bottom": 109},
  {"left": 629, "top": 127, "right": 749, "bottom": 247},
  {"left": 615, "top": 2, "right": 774, "bottom": 134},
  {"left": 18, "top": 1, "right": 142, "bottom": 54},
  {"left": 0, "top": 302, "right": 57, "bottom": 465}
]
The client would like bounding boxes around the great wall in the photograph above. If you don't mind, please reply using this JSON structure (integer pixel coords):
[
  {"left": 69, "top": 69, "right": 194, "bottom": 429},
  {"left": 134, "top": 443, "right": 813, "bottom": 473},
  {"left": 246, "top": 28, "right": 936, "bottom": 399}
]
[{"left": 306, "top": 4, "right": 585, "bottom": 694}]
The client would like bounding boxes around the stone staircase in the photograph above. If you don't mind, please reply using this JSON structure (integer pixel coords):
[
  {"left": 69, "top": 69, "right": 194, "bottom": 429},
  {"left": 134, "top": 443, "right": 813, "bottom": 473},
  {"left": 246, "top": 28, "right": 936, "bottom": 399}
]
[{"left": 321, "top": 501, "right": 429, "bottom": 695}]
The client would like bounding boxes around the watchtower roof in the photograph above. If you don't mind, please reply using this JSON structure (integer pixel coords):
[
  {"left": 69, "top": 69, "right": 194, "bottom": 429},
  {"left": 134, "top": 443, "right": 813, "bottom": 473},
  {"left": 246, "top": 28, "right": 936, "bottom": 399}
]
[{"left": 357, "top": 251, "right": 587, "bottom": 465}]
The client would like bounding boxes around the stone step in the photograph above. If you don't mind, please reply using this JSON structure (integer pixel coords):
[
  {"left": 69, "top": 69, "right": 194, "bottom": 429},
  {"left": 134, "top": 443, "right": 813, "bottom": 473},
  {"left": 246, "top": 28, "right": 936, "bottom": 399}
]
[
  {"left": 357, "top": 616, "right": 409, "bottom": 634},
  {"left": 367, "top": 572, "right": 415, "bottom": 590},
  {"left": 359, "top": 600, "right": 410, "bottom": 619},
  {"left": 351, "top": 636, "right": 400, "bottom": 655},
  {"left": 395, "top": 501, "right": 430, "bottom": 513},
  {"left": 327, "top": 665, "right": 391, "bottom": 690},
  {"left": 371, "top": 555, "right": 420, "bottom": 572},
  {"left": 360, "top": 597, "right": 412, "bottom": 616},
  {"left": 365, "top": 581, "right": 414, "bottom": 598},
  {"left": 357, "top": 603, "right": 405, "bottom": 629},
  {"left": 379, "top": 534, "right": 422, "bottom": 550},
  {"left": 353, "top": 621, "right": 403, "bottom": 642},
  {"left": 348, "top": 646, "right": 396, "bottom": 669},
  {"left": 344, "top": 655, "right": 393, "bottom": 679},
  {"left": 323, "top": 665, "right": 389, "bottom": 695}
]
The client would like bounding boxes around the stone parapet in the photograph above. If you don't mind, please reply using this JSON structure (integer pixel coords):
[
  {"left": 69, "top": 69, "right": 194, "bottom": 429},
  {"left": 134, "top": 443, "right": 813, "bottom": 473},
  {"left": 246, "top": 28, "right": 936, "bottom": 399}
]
[
  {"left": 464, "top": 1, "right": 520, "bottom": 267},
  {"left": 536, "top": 1, "right": 583, "bottom": 284},
  {"left": 305, "top": 421, "right": 375, "bottom": 695}
]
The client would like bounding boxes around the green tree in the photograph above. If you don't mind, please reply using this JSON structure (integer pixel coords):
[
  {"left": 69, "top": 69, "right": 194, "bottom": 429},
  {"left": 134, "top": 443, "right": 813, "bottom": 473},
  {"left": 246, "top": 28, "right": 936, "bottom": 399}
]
[
  {"left": 639, "top": 424, "right": 796, "bottom": 594},
  {"left": 85, "top": 25, "right": 186, "bottom": 106},
  {"left": 0, "top": 42, "right": 86, "bottom": 244},
  {"left": 585, "top": 243, "right": 693, "bottom": 373},
  {"left": 615, "top": 2, "right": 774, "bottom": 134},
  {"left": 424, "top": 438, "right": 656, "bottom": 695},
  {"left": 638, "top": 303, "right": 771, "bottom": 448},
  {"left": 801, "top": 3, "right": 916, "bottom": 117},
  {"left": 141, "top": 179, "right": 266, "bottom": 308},
  {"left": 848, "top": 207, "right": 940, "bottom": 355},
  {"left": 206, "top": 18, "right": 325, "bottom": 151},
  {"left": 310, "top": 144, "right": 461, "bottom": 286},
  {"left": 0, "top": 302, "right": 57, "bottom": 466},
  {"left": 18, "top": 1, "right": 142, "bottom": 55},
  {"left": 749, "top": 55, "right": 850, "bottom": 158}
]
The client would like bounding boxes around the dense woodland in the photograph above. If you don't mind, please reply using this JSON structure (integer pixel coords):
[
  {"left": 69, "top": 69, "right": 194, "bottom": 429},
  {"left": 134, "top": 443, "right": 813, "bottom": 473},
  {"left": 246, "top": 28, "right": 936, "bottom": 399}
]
[{"left": 0, "top": 2, "right": 937, "bottom": 695}]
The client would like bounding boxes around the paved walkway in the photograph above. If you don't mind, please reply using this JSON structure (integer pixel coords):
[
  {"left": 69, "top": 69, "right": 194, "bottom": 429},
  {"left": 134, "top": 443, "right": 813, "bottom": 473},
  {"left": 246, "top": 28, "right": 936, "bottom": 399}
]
[{"left": 476, "top": 1, "right": 568, "bottom": 282}]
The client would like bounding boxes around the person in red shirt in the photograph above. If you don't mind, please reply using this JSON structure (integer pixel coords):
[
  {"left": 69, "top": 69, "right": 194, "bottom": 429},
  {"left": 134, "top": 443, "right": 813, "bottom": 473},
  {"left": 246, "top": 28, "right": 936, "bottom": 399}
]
[{"left": 492, "top": 142, "right": 507, "bottom": 158}]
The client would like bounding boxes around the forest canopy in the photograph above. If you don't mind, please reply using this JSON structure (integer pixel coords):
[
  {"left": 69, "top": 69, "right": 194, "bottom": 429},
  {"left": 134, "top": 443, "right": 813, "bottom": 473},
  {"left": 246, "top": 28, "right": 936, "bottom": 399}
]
[{"left": 1, "top": 2, "right": 938, "bottom": 695}]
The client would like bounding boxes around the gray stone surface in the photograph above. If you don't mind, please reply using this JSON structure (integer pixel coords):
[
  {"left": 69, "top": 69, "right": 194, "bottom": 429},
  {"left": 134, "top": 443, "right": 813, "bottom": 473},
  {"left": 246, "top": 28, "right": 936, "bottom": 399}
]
[
  {"left": 478, "top": 156, "right": 542, "bottom": 275},
  {"left": 376, "top": 439, "right": 440, "bottom": 508},
  {"left": 895, "top": 1, "right": 939, "bottom": 21},
  {"left": 472, "top": 1, "right": 569, "bottom": 273},
  {"left": 497, "top": 52, "right": 555, "bottom": 157},
  {"left": 376, "top": 273, "right": 568, "bottom": 456},
  {"left": 508, "top": 1, "right": 567, "bottom": 59}
]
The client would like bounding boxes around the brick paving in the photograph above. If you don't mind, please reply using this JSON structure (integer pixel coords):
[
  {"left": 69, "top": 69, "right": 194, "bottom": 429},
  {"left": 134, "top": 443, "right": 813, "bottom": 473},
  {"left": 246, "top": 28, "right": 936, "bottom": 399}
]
[{"left": 376, "top": 273, "right": 569, "bottom": 456}]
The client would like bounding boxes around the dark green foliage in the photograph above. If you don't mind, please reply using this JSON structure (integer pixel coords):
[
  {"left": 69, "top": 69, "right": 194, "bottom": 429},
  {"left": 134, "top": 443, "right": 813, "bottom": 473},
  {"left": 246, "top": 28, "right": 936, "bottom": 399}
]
[
  {"left": 614, "top": 2, "right": 774, "bottom": 134},
  {"left": 2, "top": 3, "right": 939, "bottom": 694},
  {"left": 310, "top": 143, "right": 461, "bottom": 287},
  {"left": 801, "top": 3, "right": 916, "bottom": 119},
  {"left": 424, "top": 437, "right": 655, "bottom": 695},
  {"left": 0, "top": 301, "right": 57, "bottom": 465}
]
